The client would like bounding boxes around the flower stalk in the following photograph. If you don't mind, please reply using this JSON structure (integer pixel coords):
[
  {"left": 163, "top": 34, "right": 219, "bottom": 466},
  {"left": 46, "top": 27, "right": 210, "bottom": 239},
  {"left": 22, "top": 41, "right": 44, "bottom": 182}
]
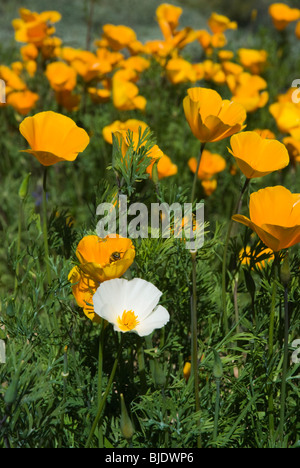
[
  {"left": 190, "top": 249, "right": 201, "bottom": 448},
  {"left": 85, "top": 333, "right": 124, "bottom": 448},
  {"left": 221, "top": 178, "right": 250, "bottom": 333}
]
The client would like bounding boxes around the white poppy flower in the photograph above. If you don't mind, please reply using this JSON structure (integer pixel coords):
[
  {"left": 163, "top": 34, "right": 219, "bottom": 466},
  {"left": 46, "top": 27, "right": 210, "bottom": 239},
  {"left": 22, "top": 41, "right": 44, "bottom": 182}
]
[{"left": 92, "top": 277, "right": 170, "bottom": 337}]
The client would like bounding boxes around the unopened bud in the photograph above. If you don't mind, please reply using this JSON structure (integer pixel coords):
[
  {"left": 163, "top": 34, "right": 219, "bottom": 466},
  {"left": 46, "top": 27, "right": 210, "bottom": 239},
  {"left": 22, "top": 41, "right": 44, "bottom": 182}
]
[
  {"left": 151, "top": 160, "right": 159, "bottom": 186},
  {"left": 18, "top": 173, "right": 31, "bottom": 200},
  {"left": 280, "top": 254, "right": 291, "bottom": 285},
  {"left": 120, "top": 393, "right": 135, "bottom": 441},
  {"left": 212, "top": 349, "right": 223, "bottom": 379},
  {"left": 153, "top": 359, "right": 166, "bottom": 387}
]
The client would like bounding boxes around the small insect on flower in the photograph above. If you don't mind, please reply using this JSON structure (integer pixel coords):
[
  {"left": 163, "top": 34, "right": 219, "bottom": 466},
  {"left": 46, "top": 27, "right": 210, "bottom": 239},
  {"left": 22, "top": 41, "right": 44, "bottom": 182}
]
[{"left": 109, "top": 251, "right": 122, "bottom": 263}]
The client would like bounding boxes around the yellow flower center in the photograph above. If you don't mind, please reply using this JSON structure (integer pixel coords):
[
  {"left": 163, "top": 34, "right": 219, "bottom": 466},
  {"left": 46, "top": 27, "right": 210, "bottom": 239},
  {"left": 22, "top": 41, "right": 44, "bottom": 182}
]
[{"left": 117, "top": 309, "right": 139, "bottom": 332}]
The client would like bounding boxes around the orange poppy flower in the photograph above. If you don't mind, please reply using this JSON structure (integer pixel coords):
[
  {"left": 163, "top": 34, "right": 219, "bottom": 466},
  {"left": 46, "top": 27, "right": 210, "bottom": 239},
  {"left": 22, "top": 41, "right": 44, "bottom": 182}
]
[
  {"left": 7, "top": 90, "right": 39, "bottom": 115},
  {"left": 102, "top": 119, "right": 149, "bottom": 144},
  {"left": 227, "top": 72, "right": 269, "bottom": 113},
  {"left": 207, "top": 12, "right": 237, "bottom": 34},
  {"left": 19, "top": 111, "right": 90, "bottom": 166},
  {"left": 283, "top": 131, "right": 300, "bottom": 166},
  {"left": 228, "top": 131, "right": 289, "bottom": 178},
  {"left": 147, "top": 151, "right": 178, "bottom": 180},
  {"left": 20, "top": 43, "right": 39, "bottom": 61},
  {"left": 165, "top": 57, "right": 197, "bottom": 84},
  {"left": 269, "top": 101, "right": 300, "bottom": 134},
  {"left": 237, "top": 48, "right": 268, "bottom": 74},
  {"left": 102, "top": 24, "right": 137, "bottom": 51},
  {"left": 296, "top": 21, "right": 300, "bottom": 39},
  {"left": 0, "top": 65, "right": 27, "bottom": 92},
  {"left": 112, "top": 72, "right": 146, "bottom": 111},
  {"left": 115, "top": 129, "right": 177, "bottom": 180},
  {"left": 188, "top": 150, "right": 226, "bottom": 180},
  {"left": 156, "top": 3, "right": 183, "bottom": 41},
  {"left": 45, "top": 61, "right": 77, "bottom": 92},
  {"left": 183, "top": 87, "right": 247, "bottom": 143},
  {"left": 268, "top": 3, "right": 300, "bottom": 30},
  {"left": 232, "top": 186, "right": 300, "bottom": 252},
  {"left": 55, "top": 90, "right": 81, "bottom": 112},
  {"left": 68, "top": 266, "right": 101, "bottom": 323},
  {"left": 75, "top": 234, "right": 136, "bottom": 283}
]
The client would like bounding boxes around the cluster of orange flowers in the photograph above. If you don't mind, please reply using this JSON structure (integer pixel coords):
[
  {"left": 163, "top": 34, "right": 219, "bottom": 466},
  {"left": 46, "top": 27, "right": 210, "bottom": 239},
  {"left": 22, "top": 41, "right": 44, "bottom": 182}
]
[
  {"left": 183, "top": 86, "right": 300, "bottom": 254},
  {"left": 0, "top": 3, "right": 294, "bottom": 117}
]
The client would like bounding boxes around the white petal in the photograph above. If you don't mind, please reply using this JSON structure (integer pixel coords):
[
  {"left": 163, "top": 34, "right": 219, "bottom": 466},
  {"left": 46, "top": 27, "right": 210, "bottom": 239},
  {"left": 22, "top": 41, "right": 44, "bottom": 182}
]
[
  {"left": 122, "top": 278, "right": 162, "bottom": 320},
  {"left": 135, "top": 305, "right": 170, "bottom": 337},
  {"left": 92, "top": 278, "right": 128, "bottom": 321}
]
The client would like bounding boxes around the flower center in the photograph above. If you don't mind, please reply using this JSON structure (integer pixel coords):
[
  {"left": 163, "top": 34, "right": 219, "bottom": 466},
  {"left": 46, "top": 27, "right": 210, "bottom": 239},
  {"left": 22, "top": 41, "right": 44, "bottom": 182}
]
[{"left": 117, "top": 309, "right": 139, "bottom": 332}]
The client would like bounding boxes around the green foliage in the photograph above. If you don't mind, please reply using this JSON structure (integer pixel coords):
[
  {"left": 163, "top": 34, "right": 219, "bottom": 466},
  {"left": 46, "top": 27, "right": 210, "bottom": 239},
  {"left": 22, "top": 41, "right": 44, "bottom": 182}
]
[{"left": 0, "top": 2, "right": 300, "bottom": 450}]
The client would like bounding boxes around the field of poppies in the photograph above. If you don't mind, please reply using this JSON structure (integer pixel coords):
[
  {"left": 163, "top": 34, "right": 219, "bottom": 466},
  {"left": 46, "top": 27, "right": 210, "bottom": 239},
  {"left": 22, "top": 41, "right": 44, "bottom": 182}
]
[{"left": 0, "top": 1, "right": 299, "bottom": 449}]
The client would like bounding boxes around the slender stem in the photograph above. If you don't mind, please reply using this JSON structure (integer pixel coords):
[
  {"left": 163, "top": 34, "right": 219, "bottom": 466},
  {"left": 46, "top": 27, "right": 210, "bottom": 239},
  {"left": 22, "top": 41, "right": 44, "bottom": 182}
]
[
  {"left": 221, "top": 178, "right": 250, "bottom": 334},
  {"left": 190, "top": 250, "right": 201, "bottom": 448},
  {"left": 267, "top": 255, "right": 279, "bottom": 439},
  {"left": 279, "top": 284, "right": 289, "bottom": 445},
  {"left": 14, "top": 200, "right": 24, "bottom": 296},
  {"left": 97, "top": 321, "right": 105, "bottom": 448},
  {"left": 137, "top": 336, "right": 147, "bottom": 394},
  {"left": 42, "top": 167, "right": 52, "bottom": 286},
  {"left": 85, "top": 333, "right": 124, "bottom": 448},
  {"left": 191, "top": 142, "right": 205, "bottom": 205},
  {"left": 213, "top": 378, "right": 221, "bottom": 442}
]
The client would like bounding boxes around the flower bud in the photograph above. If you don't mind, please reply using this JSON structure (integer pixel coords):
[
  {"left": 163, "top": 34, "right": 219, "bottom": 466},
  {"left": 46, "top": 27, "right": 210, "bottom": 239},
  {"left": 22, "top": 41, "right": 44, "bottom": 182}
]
[
  {"left": 212, "top": 349, "right": 223, "bottom": 379},
  {"left": 18, "top": 172, "right": 31, "bottom": 200},
  {"left": 280, "top": 254, "right": 291, "bottom": 286},
  {"left": 120, "top": 393, "right": 135, "bottom": 441}
]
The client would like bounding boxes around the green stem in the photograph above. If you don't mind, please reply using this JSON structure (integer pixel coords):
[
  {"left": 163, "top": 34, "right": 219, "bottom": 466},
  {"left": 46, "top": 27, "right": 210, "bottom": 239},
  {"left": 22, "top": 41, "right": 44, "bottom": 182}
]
[
  {"left": 97, "top": 321, "right": 105, "bottom": 448},
  {"left": 279, "top": 284, "right": 289, "bottom": 446},
  {"left": 191, "top": 142, "right": 205, "bottom": 205},
  {"left": 267, "top": 255, "right": 279, "bottom": 439},
  {"left": 137, "top": 337, "right": 147, "bottom": 394},
  {"left": 85, "top": 333, "right": 124, "bottom": 448},
  {"left": 190, "top": 250, "right": 201, "bottom": 448},
  {"left": 213, "top": 378, "right": 221, "bottom": 442},
  {"left": 14, "top": 200, "right": 24, "bottom": 296},
  {"left": 42, "top": 167, "right": 52, "bottom": 286},
  {"left": 221, "top": 178, "right": 250, "bottom": 334}
]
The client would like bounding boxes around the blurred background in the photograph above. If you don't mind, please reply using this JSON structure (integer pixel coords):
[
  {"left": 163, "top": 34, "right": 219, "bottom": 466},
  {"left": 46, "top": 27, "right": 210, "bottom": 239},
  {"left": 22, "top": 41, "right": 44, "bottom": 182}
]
[{"left": 1, "top": 0, "right": 300, "bottom": 49}]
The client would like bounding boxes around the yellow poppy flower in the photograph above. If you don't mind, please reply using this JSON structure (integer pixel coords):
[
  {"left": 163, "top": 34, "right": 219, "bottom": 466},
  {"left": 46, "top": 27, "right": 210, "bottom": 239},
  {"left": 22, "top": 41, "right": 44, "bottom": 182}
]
[
  {"left": 55, "top": 90, "right": 81, "bottom": 112},
  {"left": 102, "top": 24, "right": 137, "bottom": 51},
  {"left": 188, "top": 150, "right": 226, "bottom": 180},
  {"left": 45, "top": 61, "right": 77, "bottom": 92},
  {"left": 232, "top": 186, "right": 300, "bottom": 252},
  {"left": 102, "top": 119, "right": 149, "bottom": 145},
  {"left": 165, "top": 57, "right": 197, "bottom": 84},
  {"left": 7, "top": 90, "right": 39, "bottom": 115},
  {"left": 269, "top": 101, "right": 300, "bottom": 134},
  {"left": 147, "top": 151, "right": 178, "bottom": 180},
  {"left": 269, "top": 3, "right": 300, "bottom": 30},
  {"left": 19, "top": 111, "right": 90, "bottom": 166},
  {"left": 75, "top": 234, "right": 136, "bottom": 283},
  {"left": 237, "top": 48, "right": 268, "bottom": 74},
  {"left": 68, "top": 266, "right": 101, "bottom": 323},
  {"left": 112, "top": 72, "right": 146, "bottom": 111},
  {"left": 183, "top": 87, "right": 247, "bottom": 143},
  {"left": 227, "top": 72, "right": 269, "bottom": 113},
  {"left": 207, "top": 12, "right": 237, "bottom": 34},
  {"left": 201, "top": 178, "right": 218, "bottom": 196},
  {"left": 228, "top": 131, "right": 289, "bottom": 178},
  {"left": 296, "top": 21, "right": 300, "bottom": 39},
  {"left": 156, "top": 3, "right": 183, "bottom": 41}
]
